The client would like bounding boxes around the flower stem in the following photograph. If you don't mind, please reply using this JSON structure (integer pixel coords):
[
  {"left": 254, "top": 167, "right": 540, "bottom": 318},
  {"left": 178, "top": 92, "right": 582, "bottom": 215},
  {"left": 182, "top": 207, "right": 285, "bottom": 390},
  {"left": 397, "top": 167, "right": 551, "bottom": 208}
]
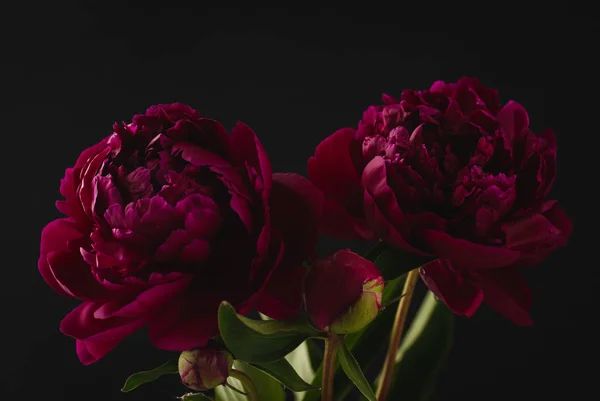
[
  {"left": 376, "top": 268, "right": 420, "bottom": 401},
  {"left": 321, "top": 332, "right": 339, "bottom": 401},
  {"left": 229, "top": 369, "right": 259, "bottom": 401}
]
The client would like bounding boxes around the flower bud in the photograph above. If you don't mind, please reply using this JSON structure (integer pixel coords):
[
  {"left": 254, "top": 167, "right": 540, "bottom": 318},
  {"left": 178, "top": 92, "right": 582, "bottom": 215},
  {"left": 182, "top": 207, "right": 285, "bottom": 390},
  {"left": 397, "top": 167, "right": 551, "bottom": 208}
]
[
  {"left": 178, "top": 347, "right": 234, "bottom": 391},
  {"left": 304, "top": 249, "right": 384, "bottom": 334}
]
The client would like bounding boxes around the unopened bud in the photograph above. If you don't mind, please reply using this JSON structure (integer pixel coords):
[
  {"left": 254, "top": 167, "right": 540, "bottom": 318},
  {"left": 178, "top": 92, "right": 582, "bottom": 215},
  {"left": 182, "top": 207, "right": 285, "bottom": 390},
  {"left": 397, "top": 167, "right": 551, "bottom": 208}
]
[
  {"left": 178, "top": 347, "right": 233, "bottom": 391},
  {"left": 304, "top": 249, "right": 384, "bottom": 334}
]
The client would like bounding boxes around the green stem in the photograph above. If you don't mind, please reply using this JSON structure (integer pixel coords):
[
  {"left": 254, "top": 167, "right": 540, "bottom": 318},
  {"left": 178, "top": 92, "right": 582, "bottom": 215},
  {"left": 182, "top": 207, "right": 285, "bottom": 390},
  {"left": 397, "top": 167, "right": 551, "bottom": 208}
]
[
  {"left": 376, "top": 268, "right": 420, "bottom": 401},
  {"left": 229, "top": 369, "right": 259, "bottom": 401},
  {"left": 321, "top": 332, "right": 339, "bottom": 401}
]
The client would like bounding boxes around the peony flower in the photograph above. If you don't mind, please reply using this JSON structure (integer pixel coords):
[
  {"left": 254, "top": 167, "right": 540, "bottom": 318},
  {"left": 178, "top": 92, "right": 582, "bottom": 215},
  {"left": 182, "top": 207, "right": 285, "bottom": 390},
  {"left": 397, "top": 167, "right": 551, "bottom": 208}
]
[
  {"left": 308, "top": 78, "right": 571, "bottom": 325},
  {"left": 304, "top": 250, "right": 384, "bottom": 334},
  {"left": 179, "top": 347, "right": 233, "bottom": 391},
  {"left": 39, "top": 103, "right": 322, "bottom": 364}
]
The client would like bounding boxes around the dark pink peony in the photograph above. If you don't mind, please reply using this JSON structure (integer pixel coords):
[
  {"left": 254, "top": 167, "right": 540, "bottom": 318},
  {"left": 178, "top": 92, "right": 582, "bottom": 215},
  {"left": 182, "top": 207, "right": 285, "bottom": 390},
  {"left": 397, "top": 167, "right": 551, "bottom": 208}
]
[
  {"left": 308, "top": 78, "right": 572, "bottom": 325},
  {"left": 39, "top": 103, "right": 322, "bottom": 364},
  {"left": 304, "top": 250, "right": 384, "bottom": 334}
]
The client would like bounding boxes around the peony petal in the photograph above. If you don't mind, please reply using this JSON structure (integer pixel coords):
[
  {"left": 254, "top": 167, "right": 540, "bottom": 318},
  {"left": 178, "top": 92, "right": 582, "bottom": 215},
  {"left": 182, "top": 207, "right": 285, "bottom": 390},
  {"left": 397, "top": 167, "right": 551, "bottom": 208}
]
[
  {"left": 320, "top": 198, "right": 376, "bottom": 240},
  {"left": 464, "top": 77, "right": 501, "bottom": 113},
  {"left": 188, "top": 118, "right": 233, "bottom": 158},
  {"left": 47, "top": 250, "right": 108, "bottom": 300},
  {"left": 77, "top": 146, "right": 112, "bottom": 218},
  {"left": 180, "top": 238, "right": 211, "bottom": 263},
  {"left": 363, "top": 190, "right": 425, "bottom": 254},
  {"left": 93, "top": 275, "right": 192, "bottom": 320},
  {"left": 381, "top": 93, "right": 398, "bottom": 104},
  {"left": 538, "top": 129, "right": 557, "bottom": 198},
  {"left": 497, "top": 101, "right": 530, "bottom": 156},
  {"left": 39, "top": 255, "right": 69, "bottom": 297},
  {"left": 172, "top": 141, "right": 231, "bottom": 169},
  {"left": 39, "top": 219, "right": 86, "bottom": 296},
  {"left": 270, "top": 173, "right": 323, "bottom": 261},
  {"left": 362, "top": 157, "right": 410, "bottom": 237},
  {"left": 255, "top": 262, "right": 306, "bottom": 320},
  {"left": 57, "top": 138, "right": 111, "bottom": 222},
  {"left": 147, "top": 297, "right": 217, "bottom": 351},
  {"left": 361, "top": 158, "right": 425, "bottom": 254},
  {"left": 308, "top": 128, "right": 363, "bottom": 204},
  {"left": 503, "top": 213, "right": 562, "bottom": 251},
  {"left": 541, "top": 201, "right": 573, "bottom": 238},
  {"left": 421, "top": 229, "right": 520, "bottom": 269},
  {"left": 140, "top": 195, "right": 176, "bottom": 227},
  {"left": 144, "top": 103, "right": 200, "bottom": 122},
  {"left": 429, "top": 80, "right": 448, "bottom": 93},
  {"left": 57, "top": 169, "right": 88, "bottom": 223},
  {"left": 251, "top": 173, "right": 325, "bottom": 319},
  {"left": 228, "top": 122, "right": 273, "bottom": 204},
  {"left": 479, "top": 269, "right": 533, "bottom": 326},
  {"left": 227, "top": 190, "right": 255, "bottom": 232},
  {"left": 184, "top": 208, "right": 222, "bottom": 238},
  {"left": 215, "top": 122, "right": 273, "bottom": 233},
  {"left": 60, "top": 302, "right": 146, "bottom": 365},
  {"left": 156, "top": 229, "right": 190, "bottom": 262},
  {"left": 40, "top": 218, "right": 83, "bottom": 255},
  {"left": 94, "top": 174, "right": 126, "bottom": 217},
  {"left": 246, "top": 229, "right": 293, "bottom": 318},
  {"left": 419, "top": 259, "right": 483, "bottom": 317},
  {"left": 247, "top": 220, "right": 273, "bottom": 284}
]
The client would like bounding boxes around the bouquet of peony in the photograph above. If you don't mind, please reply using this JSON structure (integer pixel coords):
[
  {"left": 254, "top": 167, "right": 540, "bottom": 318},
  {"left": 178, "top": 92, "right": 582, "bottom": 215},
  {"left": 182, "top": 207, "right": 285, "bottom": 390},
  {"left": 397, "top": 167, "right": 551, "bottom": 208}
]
[{"left": 39, "top": 78, "right": 571, "bottom": 401}]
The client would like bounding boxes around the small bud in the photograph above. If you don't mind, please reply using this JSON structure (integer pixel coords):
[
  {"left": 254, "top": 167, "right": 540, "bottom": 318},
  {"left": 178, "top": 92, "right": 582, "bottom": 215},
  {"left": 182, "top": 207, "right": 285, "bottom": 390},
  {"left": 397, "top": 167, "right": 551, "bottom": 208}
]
[
  {"left": 178, "top": 347, "right": 234, "bottom": 391},
  {"left": 304, "top": 249, "right": 384, "bottom": 334}
]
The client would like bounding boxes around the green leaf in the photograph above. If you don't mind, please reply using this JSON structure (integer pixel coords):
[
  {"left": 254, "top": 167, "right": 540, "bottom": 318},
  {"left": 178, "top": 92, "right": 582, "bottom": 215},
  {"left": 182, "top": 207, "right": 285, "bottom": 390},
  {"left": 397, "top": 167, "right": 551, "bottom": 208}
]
[
  {"left": 257, "top": 313, "right": 319, "bottom": 399},
  {"left": 215, "top": 361, "right": 285, "bottom": 401},
  {"left": 252, "top": 358, "right": 319, "bottom": 392},
  {"left": 304, "top": 338, "right": 323, "bottom": 372},
  {"left": 337, "top": 338, "right": 377, "bottom": 401},
  {"left": 374, "top": 246, "right": 432, "bottom": 281},
  {"left": 121, "top": 359, "right": 178, "bottom": 392},
  {"left": 285, "top": 340, "right": 320, "bottom": 401},
  {"left": 181, "top": 393, "right": 214, "bottom": 400},
  {"left": 218, "top": 302, "right": 321, "bottom": 364},
  {"left": 258, "top": 312, "right": 319, "bottom": 393},
  {"left": 383, "top": 291, "right": 454, "bottom": 401}
]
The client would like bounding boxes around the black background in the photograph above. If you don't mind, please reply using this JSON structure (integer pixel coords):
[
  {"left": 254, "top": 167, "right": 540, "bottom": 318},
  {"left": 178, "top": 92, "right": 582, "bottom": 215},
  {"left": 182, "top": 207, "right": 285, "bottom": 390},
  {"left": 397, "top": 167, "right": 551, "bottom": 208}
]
[{"left": 3, "top": 4, "right": 596, "bottom": 400}]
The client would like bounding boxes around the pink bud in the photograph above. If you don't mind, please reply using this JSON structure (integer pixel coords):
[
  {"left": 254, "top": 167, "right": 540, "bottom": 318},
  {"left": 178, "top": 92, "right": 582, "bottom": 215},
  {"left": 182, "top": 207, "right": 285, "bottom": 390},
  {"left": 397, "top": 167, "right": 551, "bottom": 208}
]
[
  {"left": 304, "top": 249, "right": 384, "bottom": 334},
  {"left": 178, "top": 347, "right": 233, "bottom": 391}
]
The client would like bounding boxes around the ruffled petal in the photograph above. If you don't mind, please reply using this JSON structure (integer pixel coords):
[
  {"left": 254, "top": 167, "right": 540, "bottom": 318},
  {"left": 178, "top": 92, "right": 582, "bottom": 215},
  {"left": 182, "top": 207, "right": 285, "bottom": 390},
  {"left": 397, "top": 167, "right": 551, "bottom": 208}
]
[
  {"left": 147, "top": 297, "right": 217, "bottom": 351},
  {"left": 480, "top": 268, "right": 533, "bottom": 326},
  {"left": 38, "top": 219, "right": 87, "bottom": 296},
  {"left": 320, "top": 198, "right": 375, "bottom": 240},
  {"left": 421, "top": 229, "right": 520, "bottom": 269},
  {"left": 60, "top": 302, "right": 146, "bottom": 365},
  {"left": 228, "top": 122, "right": 273, "bottom": 205},
  {"left": 308, "top": 128, "right": 363, "bottom": 205},
  {"left": 362, "top": 157, "right": 425, "bottom": 254},
  {"left": 419, "top": 259, "right": 483, "bottom": 317}
]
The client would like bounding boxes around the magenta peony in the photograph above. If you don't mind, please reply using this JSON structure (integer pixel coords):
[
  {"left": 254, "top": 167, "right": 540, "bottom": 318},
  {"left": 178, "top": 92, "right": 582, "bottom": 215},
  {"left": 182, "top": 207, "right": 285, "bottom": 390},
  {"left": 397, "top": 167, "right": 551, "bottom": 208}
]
[
  {"left": 39, "top": 103, "right": 322, "bottom": 364},
  {"left": 308, "top": 78, "right": 572, "bottom": 325}
]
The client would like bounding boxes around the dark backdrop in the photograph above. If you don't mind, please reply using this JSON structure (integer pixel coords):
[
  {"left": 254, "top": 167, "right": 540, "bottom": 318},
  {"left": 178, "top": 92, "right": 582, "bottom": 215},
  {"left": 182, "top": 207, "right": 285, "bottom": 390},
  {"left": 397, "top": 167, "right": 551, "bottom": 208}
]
[{"left": 3, "top": 4, "right": 596, "bottom": 400}]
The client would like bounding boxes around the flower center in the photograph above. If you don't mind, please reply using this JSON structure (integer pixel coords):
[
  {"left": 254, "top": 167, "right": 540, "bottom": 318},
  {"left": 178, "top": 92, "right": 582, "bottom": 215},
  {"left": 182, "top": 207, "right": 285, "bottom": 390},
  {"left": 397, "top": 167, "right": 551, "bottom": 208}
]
[{"left": 360, "top": 104, "right": 519, "bottom": 240}]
